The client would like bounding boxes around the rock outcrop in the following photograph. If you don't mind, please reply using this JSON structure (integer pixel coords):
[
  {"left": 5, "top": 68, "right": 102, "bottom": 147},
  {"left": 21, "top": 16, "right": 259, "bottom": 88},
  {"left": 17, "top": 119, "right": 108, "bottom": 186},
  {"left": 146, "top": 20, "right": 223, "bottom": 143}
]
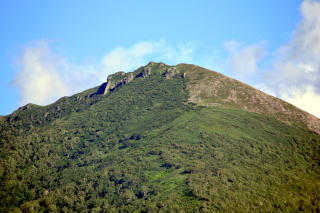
[
  {"left": 96, "top": 72, "right": 135, "bottom": 95},
  {"left": 96, "top": 62, "right": 184, "bottom": 95},
  {"left": 135, "top": 67, "right": 152, "bottom": 78},
  {"left": 163, "top": 67, "right": 185, "bottom": 79}
]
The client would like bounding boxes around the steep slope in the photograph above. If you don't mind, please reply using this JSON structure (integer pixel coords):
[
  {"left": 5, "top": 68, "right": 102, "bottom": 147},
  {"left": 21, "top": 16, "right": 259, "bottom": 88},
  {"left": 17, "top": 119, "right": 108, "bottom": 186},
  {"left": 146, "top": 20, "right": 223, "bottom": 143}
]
[
  {"left": 177, "top": 63, "right": 320, "bottom": 134},
  {"left": 0, "top": 62, "right": 319, "bottom": 212}
]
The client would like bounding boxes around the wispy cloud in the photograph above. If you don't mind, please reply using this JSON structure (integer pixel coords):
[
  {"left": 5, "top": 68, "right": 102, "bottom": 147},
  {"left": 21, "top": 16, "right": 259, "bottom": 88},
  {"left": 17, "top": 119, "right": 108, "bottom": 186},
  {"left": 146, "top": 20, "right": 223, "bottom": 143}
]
[
  {"left": 13, "top": 41, "right": 70, "bottom": 106},
  {"left": 224, "top": 40, "right": 266, "bottom": 81},
  {"left": 262, "top": 0, "right": 320, "bottom": 117},
  {"left": 266, "top": 0, "right": 320, "bottom": 91}
]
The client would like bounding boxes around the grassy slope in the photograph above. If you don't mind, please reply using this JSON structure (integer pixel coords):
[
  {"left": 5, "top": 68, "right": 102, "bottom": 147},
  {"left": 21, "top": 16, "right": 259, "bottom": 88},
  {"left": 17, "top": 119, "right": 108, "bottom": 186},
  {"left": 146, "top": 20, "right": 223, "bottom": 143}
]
[{"left": 0, "top": 64, "right": 319, "bottom": 212}]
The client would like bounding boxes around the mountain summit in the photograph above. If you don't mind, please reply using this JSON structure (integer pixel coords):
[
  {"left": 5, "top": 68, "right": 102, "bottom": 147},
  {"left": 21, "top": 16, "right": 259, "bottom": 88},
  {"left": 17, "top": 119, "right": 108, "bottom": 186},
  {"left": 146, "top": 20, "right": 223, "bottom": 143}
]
[
  {"left": 1, "top": 62, "right": 319, "bottom": 212},
  {"left": 96, "top": 62, "right": 320, "bottom": 134}
]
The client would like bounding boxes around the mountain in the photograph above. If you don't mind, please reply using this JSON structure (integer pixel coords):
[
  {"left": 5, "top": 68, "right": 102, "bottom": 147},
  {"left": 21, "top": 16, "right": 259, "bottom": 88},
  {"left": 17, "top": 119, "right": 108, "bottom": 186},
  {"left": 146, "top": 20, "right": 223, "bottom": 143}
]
[{"left": 1, "top": 62, "right": 319, "bottom": 212}]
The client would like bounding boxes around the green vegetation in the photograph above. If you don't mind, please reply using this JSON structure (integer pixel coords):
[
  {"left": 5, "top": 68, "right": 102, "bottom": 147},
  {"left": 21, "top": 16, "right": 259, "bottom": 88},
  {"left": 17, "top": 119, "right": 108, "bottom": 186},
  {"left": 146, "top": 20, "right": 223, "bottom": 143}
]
[{"left": 0, "top": 63, "right": 319, "bottom": 212}]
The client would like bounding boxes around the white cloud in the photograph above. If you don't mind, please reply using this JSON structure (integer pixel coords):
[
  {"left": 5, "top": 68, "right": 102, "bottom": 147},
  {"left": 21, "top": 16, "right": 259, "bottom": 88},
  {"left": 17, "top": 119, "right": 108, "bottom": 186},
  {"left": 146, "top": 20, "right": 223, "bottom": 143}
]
[
  {"left": 263, "top": 0, "right": 320, "bottom": 118},
  {"left": 224, "top": 40, "right": 265, "bottom": 80},
  {"left": 227, "top": 0, "right": 320, "bottom": 118},
  {"left": 100, "top": 41, "right": 156, "bottom": 78},
  {"left": 281, "top": 86, "right": 320, "bottom": 117},
  {"left": 13, "top": 41, "right": 70, "bottom": 106}
]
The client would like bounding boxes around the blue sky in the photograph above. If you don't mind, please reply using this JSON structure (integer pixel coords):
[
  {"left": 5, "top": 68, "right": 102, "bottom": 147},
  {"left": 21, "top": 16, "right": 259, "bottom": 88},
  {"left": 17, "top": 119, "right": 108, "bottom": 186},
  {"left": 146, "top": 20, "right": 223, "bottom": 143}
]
[{"left": 1, "top": 0, "right": 320, "bottom": 117}]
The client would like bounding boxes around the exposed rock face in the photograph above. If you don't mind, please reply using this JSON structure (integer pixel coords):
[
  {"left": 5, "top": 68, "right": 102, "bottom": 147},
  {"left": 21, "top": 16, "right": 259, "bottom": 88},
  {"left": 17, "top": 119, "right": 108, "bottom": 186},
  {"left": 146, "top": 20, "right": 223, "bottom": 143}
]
[
  {"left": 135, "top": 67, "right": 152, "bottom": 78},
  {"left": 96, "top": 62, "right": 181, "bottom": 95},
  {"left": 109, "top": 73, "right": 135, "bottom": 92},
  {"left": 163, "top": 67, "right": 181, "bottom": 79},
  {"left": 96, "top": 72, "right": 135, "bottom": 95},
  {"left": 96, "top": 82, "right": 108, "bottom": 95}
]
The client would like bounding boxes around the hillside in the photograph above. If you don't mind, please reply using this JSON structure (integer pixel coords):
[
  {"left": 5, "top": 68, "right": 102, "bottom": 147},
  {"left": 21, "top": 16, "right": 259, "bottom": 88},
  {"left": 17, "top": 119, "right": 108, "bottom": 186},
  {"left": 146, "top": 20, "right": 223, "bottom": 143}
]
[{"left": 1, "top": 62, "right": 319, "bottom": 212}]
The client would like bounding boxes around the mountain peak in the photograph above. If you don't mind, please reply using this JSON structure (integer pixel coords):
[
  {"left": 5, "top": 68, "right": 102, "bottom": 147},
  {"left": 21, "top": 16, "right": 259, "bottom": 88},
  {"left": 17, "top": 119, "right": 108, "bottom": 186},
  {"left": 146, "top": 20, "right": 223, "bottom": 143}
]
[{"left": 95, "top": 62, "right": 320, "bottom": 134}]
